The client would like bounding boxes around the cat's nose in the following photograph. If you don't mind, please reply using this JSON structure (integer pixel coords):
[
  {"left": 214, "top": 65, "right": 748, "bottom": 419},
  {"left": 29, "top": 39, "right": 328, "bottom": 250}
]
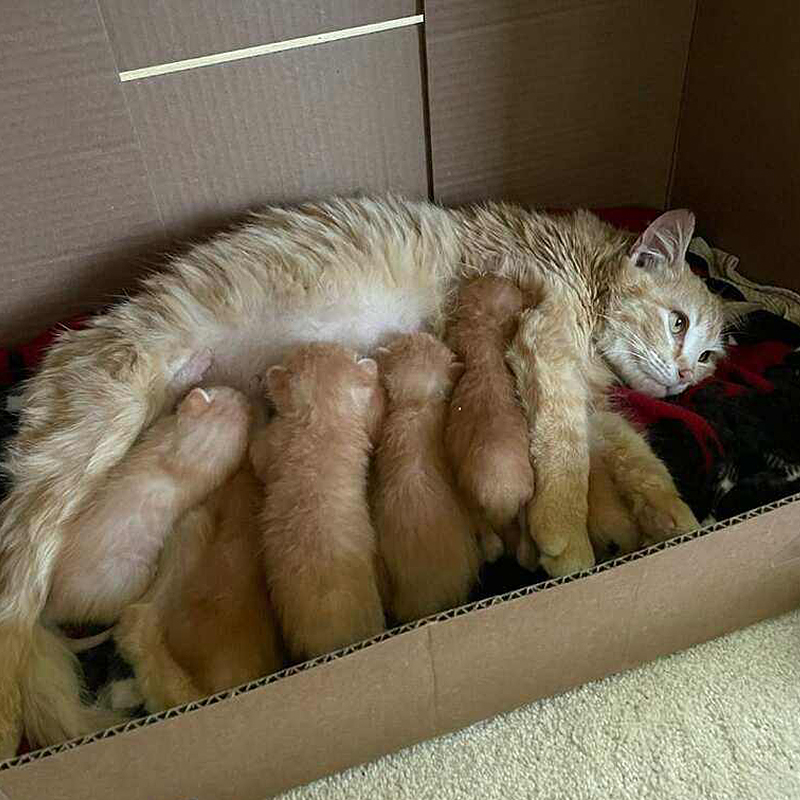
[{"left": 678, "top": 367, "right": 693, "bottom": 381}]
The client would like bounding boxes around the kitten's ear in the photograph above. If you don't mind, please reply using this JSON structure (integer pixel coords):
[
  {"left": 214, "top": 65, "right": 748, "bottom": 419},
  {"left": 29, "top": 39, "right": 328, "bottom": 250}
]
[
  {"left": 357, "top": 357, "right": 378, "bottom": 378},
  {"left": 630, "top": 209, "right": 695, "bottom": 270},
  {"left": 373, "top": 347, "right": 392, "bottom": 368},
  {"left": 723, "top": 300, "right": 760, "bottom": 324},
  {"left": 449, "top": 361, "right": 465, "bottom": 384},
  {"left": 351, "top": 361, "right": 379, "bottom": 412},
  {"left": 264, "top": 365, "right": 290, "bottom": 405}
]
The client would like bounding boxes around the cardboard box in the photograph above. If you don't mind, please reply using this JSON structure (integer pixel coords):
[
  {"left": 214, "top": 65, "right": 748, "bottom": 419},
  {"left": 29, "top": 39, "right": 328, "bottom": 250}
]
[{"left": 1, "top": 1, "right": 799, "bottom": 797}]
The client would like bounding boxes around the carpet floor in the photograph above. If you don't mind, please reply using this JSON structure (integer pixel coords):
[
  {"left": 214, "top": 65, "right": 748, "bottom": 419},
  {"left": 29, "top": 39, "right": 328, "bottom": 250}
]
[{"left": 279, "top": 608, "right": 800, "bottom": 799}]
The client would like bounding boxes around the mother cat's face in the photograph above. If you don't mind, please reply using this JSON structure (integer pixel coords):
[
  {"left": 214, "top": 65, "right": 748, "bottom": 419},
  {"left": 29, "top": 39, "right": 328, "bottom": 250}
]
[{"left": 598, "top": 210, "right": 734, "bottom": 398}]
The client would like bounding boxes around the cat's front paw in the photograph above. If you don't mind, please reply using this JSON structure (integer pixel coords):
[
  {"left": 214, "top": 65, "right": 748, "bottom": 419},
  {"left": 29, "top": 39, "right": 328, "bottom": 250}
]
[
  {"left": 635, "top": 489, "right": 698, "bottom": 546},
  {"left": 537, "top": 531, "right": 595, "bottom": 577},
  {"left": 526, "top": 499, "right": 595, "bottom": 577}
]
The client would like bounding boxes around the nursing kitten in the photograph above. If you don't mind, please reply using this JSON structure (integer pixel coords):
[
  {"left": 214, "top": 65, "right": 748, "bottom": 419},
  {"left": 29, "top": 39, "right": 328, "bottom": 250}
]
[
  {"left": 373, "top": 333, "right": 482, "bottom": 623},
  {"left": 115, "top": 464, "right": 285, "bottom": 712},
  {"left": 251, "top": 343, "right": 385, "bottom": 662},
  {"left": 445, "top": 276, "right": 534, "bottom": 564},
  {"left": 0, "top": 197, "right": 733, "bottom": 752},
  {"left": 46, "top": 385, "right": 252, "bottom": 626}
]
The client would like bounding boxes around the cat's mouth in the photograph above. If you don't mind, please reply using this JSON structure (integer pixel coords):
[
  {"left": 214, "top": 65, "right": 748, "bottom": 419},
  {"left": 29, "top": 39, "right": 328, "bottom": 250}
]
[
  {"left": 641, "top": 375, "right": 691, "bottom": 398},
  {"left": 665, "top": 381, "right": 690, "bottom": 397},
  {"left": 635, "top": 374, "right": 670, "bottom": 398},
  {"left": 626, "top": 366, "right": 690, "bottom": 398},
  {"left": 605, "top": 354, "right": 689, "bottom": 398}
]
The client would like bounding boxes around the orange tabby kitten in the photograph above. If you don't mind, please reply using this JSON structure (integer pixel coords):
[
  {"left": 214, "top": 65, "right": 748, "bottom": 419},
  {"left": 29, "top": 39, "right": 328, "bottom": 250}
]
[
  {"left": 46, "top": 385, "right": 252, "bottom": 626},
  {"left": 373, "top": 333, "right": 482, "bottom": 623},
  {"left": 115, "top": 463, "right": 285, "bottom": 712},
  {"left": 251, "top": 343, "right": 386, "bottom": 662},
  {"left": 445, "top": 276, "right": 535, "bottom": 565}
]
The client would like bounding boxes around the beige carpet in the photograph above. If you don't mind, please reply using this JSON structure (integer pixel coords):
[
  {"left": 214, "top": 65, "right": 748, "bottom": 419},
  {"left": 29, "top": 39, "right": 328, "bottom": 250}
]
[{"left": 279, "top": 609, "right": 800, "bottom": 800}]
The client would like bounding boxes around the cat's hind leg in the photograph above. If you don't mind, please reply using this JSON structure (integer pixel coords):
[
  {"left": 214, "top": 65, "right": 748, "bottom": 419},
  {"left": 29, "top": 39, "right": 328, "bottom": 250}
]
[
  {"left": 45, "top": 386, "right": 252, "bottom": 625},
  {"left": 587, "top": 442, "right": 641, "bottom": 559},
  {"left": 590, "top": 410, "right": 698, "bottom": 545}
]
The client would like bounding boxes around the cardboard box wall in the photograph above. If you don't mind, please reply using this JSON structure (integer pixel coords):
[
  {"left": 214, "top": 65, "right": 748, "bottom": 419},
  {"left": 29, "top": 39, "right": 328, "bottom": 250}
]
[{"left": 1, "top": 1, "right": 799, "bottom": 797}]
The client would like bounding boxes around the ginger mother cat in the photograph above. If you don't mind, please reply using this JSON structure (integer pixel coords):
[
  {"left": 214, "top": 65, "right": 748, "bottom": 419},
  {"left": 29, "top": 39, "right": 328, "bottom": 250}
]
[{"left": 0, "top": 196, "right": 737, "bottom": 754}]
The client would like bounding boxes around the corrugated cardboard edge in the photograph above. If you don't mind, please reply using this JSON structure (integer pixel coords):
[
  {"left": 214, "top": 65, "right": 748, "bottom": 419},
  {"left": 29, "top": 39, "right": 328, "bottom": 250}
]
[{"left": 3, "top": 490, "right": 799, "bottom": 774}]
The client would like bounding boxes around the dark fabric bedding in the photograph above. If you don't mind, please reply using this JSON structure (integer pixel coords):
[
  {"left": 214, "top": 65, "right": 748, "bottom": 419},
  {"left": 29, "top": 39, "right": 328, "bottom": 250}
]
[{"left": 2, "top": 208, "right": 800, "bottom": 742}]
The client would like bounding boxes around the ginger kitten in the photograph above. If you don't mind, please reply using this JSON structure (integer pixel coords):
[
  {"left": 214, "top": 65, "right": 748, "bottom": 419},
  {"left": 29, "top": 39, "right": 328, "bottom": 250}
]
[
  {"left": 445, "top": 276, "right": 535, "bottom": 565},
  {"left": 372, "top": 333, "right": 482, "bottom": 623},
  {"left": 251, "top": 343, "right": 386, "bottom": 662}
]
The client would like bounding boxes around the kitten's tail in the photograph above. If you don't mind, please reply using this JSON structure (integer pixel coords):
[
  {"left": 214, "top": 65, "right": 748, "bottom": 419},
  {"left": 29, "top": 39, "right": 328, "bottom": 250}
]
[{"left": 19, "top": 623, "right": 125, "bottom": 754}]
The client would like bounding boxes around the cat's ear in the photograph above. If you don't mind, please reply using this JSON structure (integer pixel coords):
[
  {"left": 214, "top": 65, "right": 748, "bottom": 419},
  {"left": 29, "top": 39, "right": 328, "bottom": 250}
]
[
  {"left": 264, "top": 365, "right": 290, "bottom": 405},
  {"left": 723, "top": 300, "right": 760, "bottom": 325},
  {"left": 449, "top": 361, "right": 465, "bottom": 384},
  {"left": 630, "top": 210, "right": 695, "bottom": 270},
  {"left": 357, "top": 357, "right": 378, "bottom": 378}
]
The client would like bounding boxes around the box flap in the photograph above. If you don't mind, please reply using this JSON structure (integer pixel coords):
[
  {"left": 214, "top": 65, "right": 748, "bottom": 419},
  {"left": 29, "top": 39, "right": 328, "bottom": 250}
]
[
  {"left": 120, "top": 28, "right": 428, "bottom": 239},
  {"left": 424, "top": 0, "right": 695, "bottom": 208},
  {"left": 0, "top": 1, "right": 164, "bottom": 346},
  {"left": 671, "top": 0, "right": 800, "bottom": 291}
]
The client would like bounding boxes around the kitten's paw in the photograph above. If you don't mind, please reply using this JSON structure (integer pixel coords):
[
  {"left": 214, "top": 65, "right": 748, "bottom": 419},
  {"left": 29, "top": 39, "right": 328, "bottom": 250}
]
[
  {"left": 174, "top": 387, "right": 252, "bottom": 487},
  {"left": 515, "top": 530, "right": 540, "bottom": 572},
  {"left": 635, "top": 490, "right": 698, "bottom": 545},
  {"left": 526, "top": 491, "right": 588, "bottom": 558},
  {"left": 478, "top": 530, "right": 505, "bottom": 564}
]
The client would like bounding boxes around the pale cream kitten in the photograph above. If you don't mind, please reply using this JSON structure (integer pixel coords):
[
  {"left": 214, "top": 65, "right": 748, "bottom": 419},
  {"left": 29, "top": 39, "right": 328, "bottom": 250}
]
[
  {"left": 0, "top": 197, "right": 738, "bottom": 752},
  {"left": 373, "top": 333, "right": 482, "bottom": 623},
  {"left": 251, "top": 343, "right": 385, "bottom": 663},
  {"left": 46, "top": 385, "right": 252, "bottom": 626}
]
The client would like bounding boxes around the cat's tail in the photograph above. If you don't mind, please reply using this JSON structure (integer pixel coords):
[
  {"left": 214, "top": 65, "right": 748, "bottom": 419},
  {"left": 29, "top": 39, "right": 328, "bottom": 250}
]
[
  {"left": 18, "top": 623, "right": 125, "bottom": 754},
  {"left": 0, "top": 325, "right": 199, "bottom": 757}
]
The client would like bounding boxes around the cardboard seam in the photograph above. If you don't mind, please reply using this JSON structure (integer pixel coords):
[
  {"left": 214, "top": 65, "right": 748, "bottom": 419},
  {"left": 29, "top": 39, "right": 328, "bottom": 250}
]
[
  {"left": 417, "top": 3, "right": 435, "bottom": 201},
  {"left": 618, "top": 563, "right": 647, "bottom": 669},
  {"left": 666, "top": 0, "right": 700, "bottom": 208},
  {"left": 93, "top": 0, "right": 167, "bottom": 235},
  {"left": 3, "top": 490, "right": 800, "bottom": 771},
  {"left": 425, "top": 625, "right": 442, "bottom": 734}
]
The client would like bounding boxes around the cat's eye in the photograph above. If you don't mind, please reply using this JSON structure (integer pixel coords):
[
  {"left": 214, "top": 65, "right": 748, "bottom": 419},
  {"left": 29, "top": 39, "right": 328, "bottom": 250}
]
[
  {"left": 669, "top": 311, "right": 688, "bottom": 334},
  {"left": 698, "top": 350, "right": 712, "bottom": 363}
]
